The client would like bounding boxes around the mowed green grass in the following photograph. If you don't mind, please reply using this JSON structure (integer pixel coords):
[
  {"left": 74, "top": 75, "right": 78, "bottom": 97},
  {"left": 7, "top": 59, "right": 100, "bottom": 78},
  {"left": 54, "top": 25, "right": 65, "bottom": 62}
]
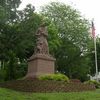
[{"left": 0, "top": 88, "right": 100, "bottom": 100}]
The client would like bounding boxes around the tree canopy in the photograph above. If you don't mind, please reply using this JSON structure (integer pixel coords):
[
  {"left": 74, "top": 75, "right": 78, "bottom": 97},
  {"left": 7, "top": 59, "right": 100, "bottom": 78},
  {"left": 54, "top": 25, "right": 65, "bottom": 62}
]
[
  {"left": 0, "top": 0, "right": 21, "bottom": 23},
  {"left": 40, "top": 2, "right": 91, "bottom": 80}
]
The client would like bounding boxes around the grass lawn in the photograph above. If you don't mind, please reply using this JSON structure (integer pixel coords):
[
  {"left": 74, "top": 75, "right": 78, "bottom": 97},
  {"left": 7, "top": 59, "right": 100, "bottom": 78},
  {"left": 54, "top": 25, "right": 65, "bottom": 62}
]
[{"left": 0, "top": 88, "right": 100, "bottom": 100}]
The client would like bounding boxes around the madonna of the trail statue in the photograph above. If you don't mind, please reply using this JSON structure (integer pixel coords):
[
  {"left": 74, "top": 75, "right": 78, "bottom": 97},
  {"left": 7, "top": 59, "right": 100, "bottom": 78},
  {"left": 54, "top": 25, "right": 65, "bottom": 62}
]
[
  {"left": 34, "top": 24, "right": 49, "bottom": 55},
  {"left": 25, "top": 24, "right": 55, "bottom": 78}
]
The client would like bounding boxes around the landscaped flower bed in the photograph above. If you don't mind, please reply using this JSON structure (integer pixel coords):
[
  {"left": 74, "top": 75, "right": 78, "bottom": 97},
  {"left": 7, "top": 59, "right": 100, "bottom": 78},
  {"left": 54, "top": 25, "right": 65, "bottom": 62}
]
[{"left": 0, "top": 79, "right": 95, "bottom": 92}]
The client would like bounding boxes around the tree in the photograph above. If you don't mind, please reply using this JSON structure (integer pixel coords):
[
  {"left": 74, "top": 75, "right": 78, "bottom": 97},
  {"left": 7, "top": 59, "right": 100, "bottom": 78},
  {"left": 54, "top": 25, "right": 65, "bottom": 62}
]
[
  {"left": 0, "top": 0, "right": 21, "bottom": 23},
  {"left": 0, "top": 3, "right": 60, "bottom": 80},
  {"left": 0, "top": 3, "right": 42, "bottom": 80},
  {"left": 0, "top": 0, "right": 22, "bottom": 77},
  {"left": 40, "top": 2, "right": 91, "bottom": 80}
]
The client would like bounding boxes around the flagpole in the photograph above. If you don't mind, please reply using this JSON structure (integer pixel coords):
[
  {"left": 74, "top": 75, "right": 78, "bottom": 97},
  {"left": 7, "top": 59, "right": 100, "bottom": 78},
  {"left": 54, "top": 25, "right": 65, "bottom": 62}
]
[
  {"left": 92, "top": 20, "right": 98, "bottom": 81},
  {"left": 94, "top": 34, "right": 98, "bottom": 81}
]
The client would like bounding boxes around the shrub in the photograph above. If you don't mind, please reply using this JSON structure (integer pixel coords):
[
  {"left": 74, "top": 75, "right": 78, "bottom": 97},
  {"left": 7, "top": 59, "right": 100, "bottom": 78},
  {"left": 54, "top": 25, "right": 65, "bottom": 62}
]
[
  {"left": 0, "top": 69, "right": 6, "bottom": 82},
  {"left": 38, "top": 73, "right": 69, "bottom": 82},
  {"left": 84, "top": 80, "right": 100, "bottom": 88}
]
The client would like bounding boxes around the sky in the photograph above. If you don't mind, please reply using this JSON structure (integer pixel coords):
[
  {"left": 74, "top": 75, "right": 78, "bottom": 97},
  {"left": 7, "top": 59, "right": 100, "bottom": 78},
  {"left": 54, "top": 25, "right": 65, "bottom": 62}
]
[{"left": 19, "top": 0, "right": 100, "bottom": 36}]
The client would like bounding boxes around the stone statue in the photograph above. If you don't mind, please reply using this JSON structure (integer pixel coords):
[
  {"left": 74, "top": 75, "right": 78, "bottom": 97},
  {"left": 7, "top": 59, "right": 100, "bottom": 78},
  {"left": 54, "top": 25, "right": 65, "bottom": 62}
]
[
  {"left": 25, "top": 23, "right": 55, "bottom": 79},
  {"left": 34, "top": 24, "right": 49, "bottom": 55}
]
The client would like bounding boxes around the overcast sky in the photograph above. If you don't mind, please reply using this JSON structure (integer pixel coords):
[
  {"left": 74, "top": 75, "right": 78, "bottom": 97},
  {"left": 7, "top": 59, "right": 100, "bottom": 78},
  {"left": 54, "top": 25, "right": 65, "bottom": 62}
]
[{"left": 19, "top": 0, "right": 100, "bottom": 36}]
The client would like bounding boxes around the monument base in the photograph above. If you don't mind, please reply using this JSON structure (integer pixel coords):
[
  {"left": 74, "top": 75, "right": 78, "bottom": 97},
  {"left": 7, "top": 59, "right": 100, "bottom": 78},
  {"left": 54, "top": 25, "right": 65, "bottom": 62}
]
[{"left": 25, "top": 54, "right": 55, "bottom": 79}]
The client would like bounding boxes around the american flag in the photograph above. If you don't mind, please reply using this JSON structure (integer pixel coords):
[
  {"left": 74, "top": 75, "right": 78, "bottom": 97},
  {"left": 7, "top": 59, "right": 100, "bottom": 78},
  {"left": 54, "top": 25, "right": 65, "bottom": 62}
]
[{"left": 92, "top": 21, "right": 96, "bottom": 38}]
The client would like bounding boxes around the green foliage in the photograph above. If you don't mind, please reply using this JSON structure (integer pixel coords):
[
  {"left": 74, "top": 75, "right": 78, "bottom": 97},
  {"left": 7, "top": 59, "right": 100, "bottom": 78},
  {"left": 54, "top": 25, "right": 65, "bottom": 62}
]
[
  {"left": 84, "top": 80, "right": 100, "bottom": 88},
  {"left": 48, "top": 22, "right": 61, "bottom": 55},
  {"left": 88, "top": 37, "right": 100, "bottom": 75},
  {"left": 0, "top": 0, "right": 21, "bottom": 23},
  {"left": 0, "top": 69, "right": 6, "bottom": 82},
  {"left": 41, "top": 2, "right": 90, "bottom": 48},
  {"left": 38, "top": 73, "right": 69, "bottom": 82},
  {"left": 0, "top": 3, "right": 42, "bottom": 81},
  {"left": 15, "top": 60, "right": 27, "bottom": 79},
  {"left": 40, "top": 2, "right": 90, "bottom": 80}
]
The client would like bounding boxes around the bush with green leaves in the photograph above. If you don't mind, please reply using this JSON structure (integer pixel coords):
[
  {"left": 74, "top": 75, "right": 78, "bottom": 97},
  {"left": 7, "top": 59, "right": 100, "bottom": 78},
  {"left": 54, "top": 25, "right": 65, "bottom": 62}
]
[
  {"left": 38, "top": 73, "right": 69, "bottom": 82},
  {"left": 0, "top": 69, "right": 6, "bottom": 82},
  {"left": 84, "top": 80, "right": 100, "bottom": 88}
]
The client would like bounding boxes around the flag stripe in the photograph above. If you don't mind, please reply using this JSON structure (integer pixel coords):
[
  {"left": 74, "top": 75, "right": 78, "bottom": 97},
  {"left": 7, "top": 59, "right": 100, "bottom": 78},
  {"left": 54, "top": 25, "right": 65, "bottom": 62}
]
[{"left": 92, "top": 21, "right": 95, "bottom": 38}]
